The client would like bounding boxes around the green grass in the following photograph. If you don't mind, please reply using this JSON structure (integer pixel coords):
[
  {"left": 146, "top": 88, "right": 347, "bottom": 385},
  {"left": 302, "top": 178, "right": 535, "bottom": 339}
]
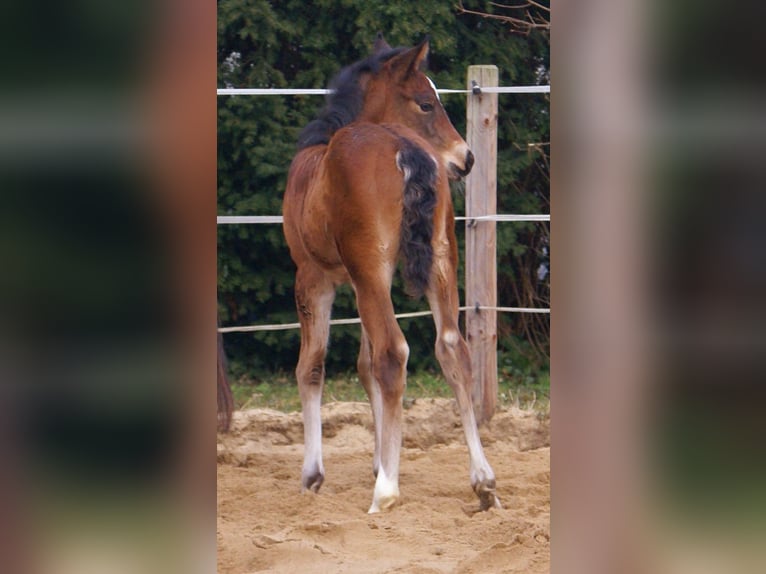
[{"left": 230, "top": 369, "right": 549, "bottom": 414}]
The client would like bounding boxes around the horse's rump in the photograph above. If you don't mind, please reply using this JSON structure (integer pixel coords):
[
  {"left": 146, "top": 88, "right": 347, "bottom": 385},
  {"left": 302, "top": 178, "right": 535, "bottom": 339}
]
[{"left": 292, "top": 123, "right": 441, "bottom": 293}]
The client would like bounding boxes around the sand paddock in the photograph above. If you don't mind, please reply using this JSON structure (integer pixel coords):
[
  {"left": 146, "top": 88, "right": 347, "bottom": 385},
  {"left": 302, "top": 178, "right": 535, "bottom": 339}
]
[{"left": 217, "top": 398, "right": 549, "bottom": 573}]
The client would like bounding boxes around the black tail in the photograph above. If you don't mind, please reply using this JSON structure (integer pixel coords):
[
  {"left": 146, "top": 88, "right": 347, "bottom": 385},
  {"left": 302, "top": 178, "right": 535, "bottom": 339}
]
[{"left": 397, "top": 139, "right": 438, "bottom": 297}]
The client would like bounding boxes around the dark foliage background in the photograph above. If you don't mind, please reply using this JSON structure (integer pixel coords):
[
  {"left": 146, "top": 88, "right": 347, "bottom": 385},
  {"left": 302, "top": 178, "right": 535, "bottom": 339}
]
[{"left": 217, "top": 0, "right": 550, "bottom": 380}]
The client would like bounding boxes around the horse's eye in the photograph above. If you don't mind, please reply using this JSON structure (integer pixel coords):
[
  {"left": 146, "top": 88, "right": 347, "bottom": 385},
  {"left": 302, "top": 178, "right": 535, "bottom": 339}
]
[{"left": 419, "top": 102, "right": 434, "bottom": 113}]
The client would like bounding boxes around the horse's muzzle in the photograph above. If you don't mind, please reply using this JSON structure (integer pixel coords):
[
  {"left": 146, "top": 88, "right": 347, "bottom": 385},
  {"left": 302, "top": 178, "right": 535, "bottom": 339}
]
[{"left": 449, "top": 150, "right": 474, "bottom": 179}]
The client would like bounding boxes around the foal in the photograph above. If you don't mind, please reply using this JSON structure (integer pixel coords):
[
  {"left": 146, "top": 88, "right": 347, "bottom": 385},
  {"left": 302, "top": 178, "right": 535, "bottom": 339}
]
[{"left": 283, "top": 36, "right": 501, "bottom": 513}]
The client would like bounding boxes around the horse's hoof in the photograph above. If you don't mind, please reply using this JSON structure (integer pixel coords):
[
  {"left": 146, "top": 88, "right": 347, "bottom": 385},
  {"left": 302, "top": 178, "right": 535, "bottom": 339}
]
[
  {"left": 479, "top": 491, "right": 502, "bottom": 511},
  {"left": 301, "top": 471, "right": 324, "bottom": 493},
  {"left": 473, "top": 479, "right": 502, "bottom": 511},
  {"left": 368, "top": 470, "right": 400, "bottom": 513},
  {"left": 368, "top": 493, "right": 399, "bottom": 514}
]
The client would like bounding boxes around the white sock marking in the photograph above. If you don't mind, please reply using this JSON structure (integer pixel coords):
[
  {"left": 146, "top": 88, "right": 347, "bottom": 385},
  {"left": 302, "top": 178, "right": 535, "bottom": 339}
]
[{"left": 368, "top": 466, "right": 400, "bottom": 514}]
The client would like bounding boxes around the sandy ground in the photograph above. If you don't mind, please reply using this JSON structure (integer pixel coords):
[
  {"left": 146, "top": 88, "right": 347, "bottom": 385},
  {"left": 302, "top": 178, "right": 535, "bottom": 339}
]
[{"left": 217, "top": 398, "right": 550, "bottom": 574}]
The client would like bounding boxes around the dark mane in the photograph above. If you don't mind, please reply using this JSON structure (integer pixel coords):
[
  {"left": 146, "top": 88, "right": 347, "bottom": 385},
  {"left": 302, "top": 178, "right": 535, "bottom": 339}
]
[{"left": 296, "top": 48, "right": 406, "bottom": 150}]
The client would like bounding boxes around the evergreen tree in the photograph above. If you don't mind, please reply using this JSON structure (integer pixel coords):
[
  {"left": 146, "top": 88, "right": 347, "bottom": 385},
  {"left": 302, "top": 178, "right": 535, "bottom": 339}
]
[{"left": 217, "top": 0, "right": 549, "bottom": 379}]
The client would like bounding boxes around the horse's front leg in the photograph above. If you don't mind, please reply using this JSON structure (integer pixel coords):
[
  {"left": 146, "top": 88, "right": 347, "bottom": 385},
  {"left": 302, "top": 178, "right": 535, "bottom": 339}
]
[{"left": 426, "top": 262, "right": 502, "bottom": 511}]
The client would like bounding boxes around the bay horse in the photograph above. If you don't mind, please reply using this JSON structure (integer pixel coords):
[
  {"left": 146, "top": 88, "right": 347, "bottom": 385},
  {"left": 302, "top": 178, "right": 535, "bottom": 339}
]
[{"left": 283, "top": 35, "right": 501, "bottom": 513}]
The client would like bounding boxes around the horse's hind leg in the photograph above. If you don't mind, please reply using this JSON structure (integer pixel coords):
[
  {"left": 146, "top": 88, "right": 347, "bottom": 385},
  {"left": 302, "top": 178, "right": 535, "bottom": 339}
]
[
  {"left": 354, "top": 280, "right": 408, "bottom": 513},
  {"left": 426, "top": 257, "right": 502, "bottom": 511},
  {"left": 358, "top": 327, "right": 383, "bottom": 478},
  {"left": 295, "top": 265, "right": 335, "bottom": 493}
]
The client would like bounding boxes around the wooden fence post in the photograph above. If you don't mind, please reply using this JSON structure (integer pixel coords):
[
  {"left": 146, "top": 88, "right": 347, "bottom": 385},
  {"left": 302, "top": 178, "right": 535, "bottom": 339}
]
[{"left": 465, "top": 65, "right": 498, "bottom": 425}]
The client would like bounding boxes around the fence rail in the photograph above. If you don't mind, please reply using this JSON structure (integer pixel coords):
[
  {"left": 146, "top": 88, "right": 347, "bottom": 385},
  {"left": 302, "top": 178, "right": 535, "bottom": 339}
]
[
  {"left": 217, "top": 85, "right": 550, "bottom": 96},
  {"left": 216, "top": 212, "right": 550, "bottom": 334},
  {"left": 218, "top": 72, "right": 550, "bottom": 420},
  {"left": 217, "top": 214, "right": 550, "bottom": 224},
  {"left": 218, "top": 306, "right": 549, "bottom": 334}
]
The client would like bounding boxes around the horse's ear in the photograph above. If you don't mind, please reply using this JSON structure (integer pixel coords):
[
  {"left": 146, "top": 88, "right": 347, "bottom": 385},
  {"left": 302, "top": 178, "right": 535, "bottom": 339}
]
[
  {"left": 412, "top": 36, "right": 430, "bottom": 71},
  {"left": 389, "top": 36, "right": 430, "bottom": 79},
  {"left": 373, "top": 31, "right": 391, "bottom": 54}
]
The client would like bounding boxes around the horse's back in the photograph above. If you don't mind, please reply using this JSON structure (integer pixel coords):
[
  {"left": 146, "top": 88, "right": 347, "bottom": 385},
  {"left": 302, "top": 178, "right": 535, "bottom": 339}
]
[
  {"left": 284, "top": 121, "right": 444, "bottom": 285},
  {"left": 326, "top": 122, "right": 405, "bottom": 196}
]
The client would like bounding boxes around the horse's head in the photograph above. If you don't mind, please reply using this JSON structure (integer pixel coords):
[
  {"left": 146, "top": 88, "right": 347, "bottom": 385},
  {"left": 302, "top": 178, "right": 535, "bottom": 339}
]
[{"left": 360, "top": 37, "right": 474, "bottom": 180}]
